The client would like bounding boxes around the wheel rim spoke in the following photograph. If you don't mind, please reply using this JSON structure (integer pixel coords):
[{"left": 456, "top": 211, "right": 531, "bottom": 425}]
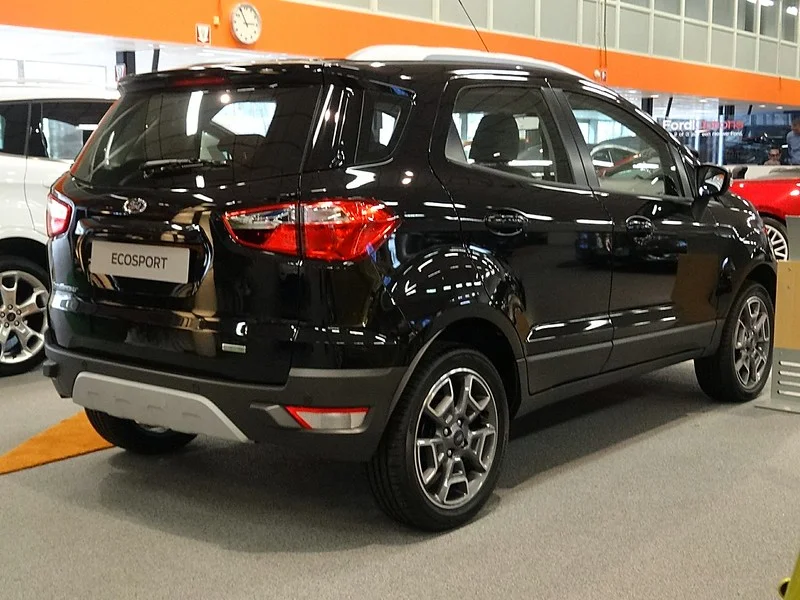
[
  {"left": 416, "top": 437, "right": 446, "bottom": 486},
  {"left": 0, "top": 326, "right": 10, "bottom": 358},
  {"left": 414, "top": 367, "right": 499, "bottom": 510},
  {"left": 0, "top": 273, "right": 18, "bottom": 307},
  {"left": 17, "top": 289, "right": 49, "bottom": 319}
]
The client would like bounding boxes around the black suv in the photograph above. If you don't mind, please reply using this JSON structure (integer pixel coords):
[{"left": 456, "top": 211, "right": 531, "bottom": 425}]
[{"left": 44, "top": 49, "right": 776, "bottom": 531}]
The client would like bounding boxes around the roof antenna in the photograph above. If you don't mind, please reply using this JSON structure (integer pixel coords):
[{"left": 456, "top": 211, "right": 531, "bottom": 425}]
[{"left": 457, "top": 0, "right": 490, "bottom": 52}]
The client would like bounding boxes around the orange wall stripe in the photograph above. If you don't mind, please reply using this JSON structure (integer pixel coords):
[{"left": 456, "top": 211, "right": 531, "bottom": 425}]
[{"left": 3, "top": 0, "right": 800, "bottom": 104}]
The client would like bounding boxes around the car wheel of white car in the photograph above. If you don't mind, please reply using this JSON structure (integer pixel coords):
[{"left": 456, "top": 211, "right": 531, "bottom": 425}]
[
  {"left": 763, "top": 217, "right": 789, "bottom": 261},
  {"left": 0, "top": 257, "right": 50, "bottom": 377}
]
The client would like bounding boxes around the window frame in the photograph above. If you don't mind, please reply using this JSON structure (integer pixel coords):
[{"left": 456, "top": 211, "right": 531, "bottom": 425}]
[
  {"left": 0, "top": 101, "right": 31, "bottom": 159},
  {"left": 551, "top": 86, "right": 693, "bottom": 202},
  {"left": 434, "top": 78, "right": 589, "bottom": 189}
]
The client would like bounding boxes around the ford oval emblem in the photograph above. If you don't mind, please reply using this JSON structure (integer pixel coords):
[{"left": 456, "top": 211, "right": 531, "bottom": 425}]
[{"left": 123, "top": 198, "right": 147, "bottom": 215}]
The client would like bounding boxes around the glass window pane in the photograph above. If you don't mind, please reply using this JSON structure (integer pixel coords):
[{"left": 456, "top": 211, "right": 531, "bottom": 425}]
[
  {"left": 621, "top": 0, "right": 650, "bottom": 6},
  {"left": 686, "top": 0, "right": 709, "bottom": 21},
  {"left": 39, "top": 102, "right": 111, "bottom": 161},
  {"left": 655, "top": 0, "right": 680, "bottom": 14},
  {"left": 713, "top": 0, "right": 735, "bottom": 26},
  {"left": 565, "top": 92, "right": 683, "bottom": 198},
  {"left": 783, "top": 0, "right": 799, "bottom": 41},
  {"left": 760, "top": 2, "right": 779, "bottom": 37},
  {"left": 73, "top": 86, "right": 320, "bottom": 188},
  {"left": 738, "top": 0, "right": 756, "bottom": 32},
  {"left": 447, "top": 86, "right": 574, "bottom": 184}
]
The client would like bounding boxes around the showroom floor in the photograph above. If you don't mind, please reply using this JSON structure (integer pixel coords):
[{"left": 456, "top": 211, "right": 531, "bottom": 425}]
[{"left": 1, "top": 363, "right": 799, "bottom": 600}]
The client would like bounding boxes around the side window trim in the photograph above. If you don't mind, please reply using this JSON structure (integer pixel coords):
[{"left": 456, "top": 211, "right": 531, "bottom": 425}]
[
  {"left": 548, "top": 89, "right": 599, "bottom": 188},
  {"left": 539, "top": 87, "right": 591, "bottom": 188}
]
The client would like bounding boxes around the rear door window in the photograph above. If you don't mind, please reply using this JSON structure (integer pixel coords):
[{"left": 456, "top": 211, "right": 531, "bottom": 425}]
[
  {"left": 72, "top": 85, "right": 320, "bottom": 188},
  {"left": 446, "top": 85, "right": 573, "bottom": 183},
  {"left": 0, "top": 102, "right": 29, "bottom": 156}
]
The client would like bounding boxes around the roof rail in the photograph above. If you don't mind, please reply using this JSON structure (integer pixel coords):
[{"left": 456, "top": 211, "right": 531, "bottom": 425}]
[{"left": 347, "top": 45, "right": 584, "bottom": 77}]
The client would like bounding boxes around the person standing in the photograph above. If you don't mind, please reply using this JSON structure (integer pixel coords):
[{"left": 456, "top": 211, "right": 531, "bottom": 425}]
[{"left": 787, "top": 118, "right": 800, "bottom": 164}]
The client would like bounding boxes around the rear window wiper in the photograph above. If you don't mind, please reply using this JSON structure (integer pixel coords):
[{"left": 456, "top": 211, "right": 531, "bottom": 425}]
[{"left": 139, "top": 158, "right": 231, "bottom": 178}]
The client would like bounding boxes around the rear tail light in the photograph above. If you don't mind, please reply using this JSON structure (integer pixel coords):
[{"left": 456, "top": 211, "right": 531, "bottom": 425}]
[
  {"left": 223, "top": 199, "right": 399, "bottom": 261},
  {"left": 46, "top": 192, "right": 72, "bottom": 238},
  {"left": 285, "top": 406, "right": 369, "bottom": 430}
]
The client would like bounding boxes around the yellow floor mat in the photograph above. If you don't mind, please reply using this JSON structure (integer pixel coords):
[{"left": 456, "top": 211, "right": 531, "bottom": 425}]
[{"left": 0, "top": 412, "right": 112, "bottom": 475}]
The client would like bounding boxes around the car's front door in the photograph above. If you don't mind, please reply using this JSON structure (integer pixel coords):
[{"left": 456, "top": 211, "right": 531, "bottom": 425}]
[
  {"left": 554, "top": 86, "right": 721, "bottom": 371},
  {"left": 430, "top": 78, "right": 614, "bottom": 396}
]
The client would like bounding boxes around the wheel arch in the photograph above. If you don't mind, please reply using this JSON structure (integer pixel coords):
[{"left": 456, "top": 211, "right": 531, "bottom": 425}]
[
  {"left": 744, "top": 262, "right": 777, "bottom": 306},
  {"left": 391, "top": 307, "right": 527, "bottom": 419},
  {"left": 0, "top": 237, "right": 49, "bottom": 271}
]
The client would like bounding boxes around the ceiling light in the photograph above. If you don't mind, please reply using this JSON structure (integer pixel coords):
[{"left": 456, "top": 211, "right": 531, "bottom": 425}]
[
  {"left": 788, "top": 5, "right": 799, "bottom": 15},
  {"left": 777, "top": 105, "right": 784, "bottom": 109},
  {"left": 699, "top": 99, "right": 707, "bottom": 103},
  {"left": 748, "top": 0, "right": 775, "bottom": 6},
  {"left": 760, "top": 104, "right": 767, "bottom": 107}
]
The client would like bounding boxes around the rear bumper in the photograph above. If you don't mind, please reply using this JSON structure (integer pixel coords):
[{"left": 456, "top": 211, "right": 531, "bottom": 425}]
[{"left": 44, "top": 343, "right": 406, "bottom": 461}]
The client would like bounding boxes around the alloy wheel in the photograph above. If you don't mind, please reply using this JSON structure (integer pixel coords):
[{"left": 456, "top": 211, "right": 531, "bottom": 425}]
[
  {"left": 733, "top": 295, "right": 771, "bottom": 390},
  {"left": 413, "top": 367, "right": 499, "bottom": 510},
  {"left": 0, "top": 270, "right": 49, "bottom": 366},
  {"left": 765, "top": 223, "right": 789, "bottom": 261}
]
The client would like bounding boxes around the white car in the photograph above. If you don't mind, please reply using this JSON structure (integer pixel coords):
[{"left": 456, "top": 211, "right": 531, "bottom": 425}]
[{"left": 0, "top": 86, "right": 116, "bottom": 375}]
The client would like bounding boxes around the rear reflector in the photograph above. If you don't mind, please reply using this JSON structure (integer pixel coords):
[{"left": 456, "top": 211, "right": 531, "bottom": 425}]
[
  {"left": 46, "top": 192, "right": 72, "bottom": 238},
  {"left": 285, "top": 406, "right": 369, "bottom": 430},
  {"left": 223, "top": 199, "right": 399, "bottom": 261}
]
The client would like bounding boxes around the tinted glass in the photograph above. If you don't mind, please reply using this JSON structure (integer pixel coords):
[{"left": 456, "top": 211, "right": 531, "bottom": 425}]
[
  {"left": 566, "top": 92, "right": 683, "bottom": 197},
  {"left": 31, "top": 101, "right": 112, "bottom": 161},
  {"left": 355, "top": 87, "right": 413, "bottom": 164},
  {"left": 73, "top": 85, "right": 320, "bottom": 188},
  {"left": 0, "top": 102, "right": 28, "bottom": 156},
  {"left": 447, "top": 86, "right": 573, "bottom": 183}
]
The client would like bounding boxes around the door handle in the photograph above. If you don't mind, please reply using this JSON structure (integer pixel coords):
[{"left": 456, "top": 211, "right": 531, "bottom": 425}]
[
  {"left": 485, "top": 211, "right": 526, "bottom": 236},
  {"left": 625, "top": 215, "right": 654, "bottom": 237}
]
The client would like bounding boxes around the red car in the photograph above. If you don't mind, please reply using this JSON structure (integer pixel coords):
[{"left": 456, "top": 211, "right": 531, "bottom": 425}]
[{"left": 731, "top": 168, "right": 800, "bottom": 260}]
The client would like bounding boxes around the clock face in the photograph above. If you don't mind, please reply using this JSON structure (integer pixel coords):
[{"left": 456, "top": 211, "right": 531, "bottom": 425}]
[{"left": 231, "top": 3, "right": 262, "bottom": 45}]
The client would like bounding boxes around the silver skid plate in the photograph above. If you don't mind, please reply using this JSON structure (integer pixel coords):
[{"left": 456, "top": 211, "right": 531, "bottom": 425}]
[{"left": 73, "top": 373, "right": 249, "bottom": 441}]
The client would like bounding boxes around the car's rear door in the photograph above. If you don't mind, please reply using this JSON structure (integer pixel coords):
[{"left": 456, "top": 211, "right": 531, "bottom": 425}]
[
  {"left": 429, "top": 73, "right": 614, "bottom": 396},
  {"left": 49, "top": 69, "right": 323, "bottom": 385}
]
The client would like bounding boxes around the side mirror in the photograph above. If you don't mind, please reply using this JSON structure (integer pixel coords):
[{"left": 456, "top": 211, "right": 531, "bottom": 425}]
[{"left": 697, "top": 163, "right": 731, "bottom": 199}]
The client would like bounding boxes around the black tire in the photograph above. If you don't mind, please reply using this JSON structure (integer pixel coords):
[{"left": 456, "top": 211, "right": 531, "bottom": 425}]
[
  {"left": 85, "top": 409, "right": 196, "bottom": 455},
  {"left": 763, "top": 216, "right": 789, "bottom": 261},
  {"left": 0, "top": 256, "right": 50, "bottom": 378},
  {"left": 695, "top": 281, "right": 774, "bottom": 403},
  {"left": 368, "top": 346, "right": 510, "bottom": 531}
]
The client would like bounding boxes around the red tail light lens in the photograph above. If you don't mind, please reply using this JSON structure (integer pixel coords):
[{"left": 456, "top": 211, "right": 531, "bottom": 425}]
[
  {"left": 223, "top": 199, "right": 399, "bottom": 261},
  {"left": 46, "top": 192, "right": 72, "bottom": 238}
]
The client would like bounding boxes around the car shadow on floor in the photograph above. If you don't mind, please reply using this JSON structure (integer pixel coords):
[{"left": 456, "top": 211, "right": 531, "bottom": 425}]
[
  {"left": 27, "top": 365, "right": 725, "bottom": 552},
  {"left": 498, "top": 366, "right": 716, "bottom": 490}
]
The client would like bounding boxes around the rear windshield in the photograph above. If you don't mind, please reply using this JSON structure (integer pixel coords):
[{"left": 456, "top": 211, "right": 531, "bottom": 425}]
[{"left": 72, "top": 84, "right": 320, "bottom": 188}]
